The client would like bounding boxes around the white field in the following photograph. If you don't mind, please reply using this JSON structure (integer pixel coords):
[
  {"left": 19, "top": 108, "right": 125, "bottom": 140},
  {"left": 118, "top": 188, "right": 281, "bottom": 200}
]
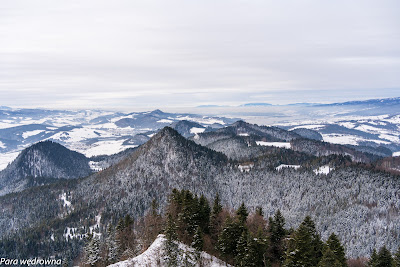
[
  {"left": 190, "top": 127, "right": 206, "bottom": 134},
  {"left": 78, "top": 140, "right": 137, "bottom": 157},
  {"left": 0, "top": 151, "right": 20, "bottom": 171},
  {"left": 22, "top": 130, "right": 44, "bottom": 139}
]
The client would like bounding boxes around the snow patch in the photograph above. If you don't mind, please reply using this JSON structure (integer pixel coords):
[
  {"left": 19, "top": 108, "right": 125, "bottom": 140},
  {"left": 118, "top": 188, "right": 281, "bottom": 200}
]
[
  {"left": 190, "top": 127, "right": 205, "bottom": 134},
  {"left": 0, "top": 121, "right": 24, "bottom": 129},
  {"left": 238, "top": 133, "right": 249, "bottom": 136},
  {"left": 393, "top": 151, "right": 400, "bottom": 157},
  {"left": 63, "top": 215, "right": 101, "bottom": 241},
  {"left": 322, "top": 134, "right": 390, "bottom": 146},
  {"left": 238, "top": 163, "right": 254, "bottom": 172},
  {"left": 22, "top": 130, "right": 44, "bottom": 138},
  {"left": 59, "top": 192, "right": 72, "bottom": 207},
  {"left": 256, "top": 141, "right": 291, "bottom": 149},
  {"left": 51, "top": 127, "right": 113, "bottom": 143},
  {"left": 108, "top": 234, "right": 231, "bottom": 267},
  {"left": 99, "top": 122, "right": 119, "bottom": 129},
  {"left": 355, "top": 124, "right": 383, "bottom": 133},
  {"left": 384, "top": 115, "right": 400, "bottom": 124},
  {"left": 157, "top": 119, "right": 174, "bottom": 123},
  {"left": 314, "top": 165, "right": 334, "bottom": 175},
  {"left": 64, "top": 227, "right": 83, "bottom": 240},
  {"left": 89, "top": 215, "right": 102, "bottom": 239},
  {"left": 81, "top": 140, "right": 137, "bottom": 157},
  {"left": 338, "top": 122, "right": 356, "bottom": 129},
  {"left": 289, "top": 124, "right": 326, "bottom": 131},
  {"left": 0, "top": 151, "right": 20, "bottom": 171},
  {"left": 89, "top": 161, "right": 103, "bottom": 172},
  {"left": 322, "top": 134, "right": 360, "bottom": 146},
  {"left": 0, "top": 141, "right": 5, "bottom": 149},
  {"left": 378, "top": 134, "right": 400, "bottom": 143}
]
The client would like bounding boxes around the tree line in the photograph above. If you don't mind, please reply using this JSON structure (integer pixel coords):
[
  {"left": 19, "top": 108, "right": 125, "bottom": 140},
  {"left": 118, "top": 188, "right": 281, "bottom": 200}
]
[{"left": 81, "top": 188, "right": 400, "bottom": 266}]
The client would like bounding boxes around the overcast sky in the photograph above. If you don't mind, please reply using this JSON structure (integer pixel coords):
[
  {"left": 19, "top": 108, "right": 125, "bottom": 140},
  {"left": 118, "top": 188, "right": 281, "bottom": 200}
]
[{"left": 0, "top": 0, "right": 399, "bottom": 110}]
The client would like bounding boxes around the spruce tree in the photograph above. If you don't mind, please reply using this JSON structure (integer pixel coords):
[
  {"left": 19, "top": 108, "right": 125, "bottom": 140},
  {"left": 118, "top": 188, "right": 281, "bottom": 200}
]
[
  {"left": 210, "top": 193, "right": 223, "bottom": 242},
  {"left": 85, "top": 235, "right": 101, "bottom": 266},
  {"left": 268, "top": 209, "right": 286, "bottom": 264},
  {"left": 244, "top": 234, "right": 264, "bottom": 267},
  {"left": 151, "top": 198, "right": 159, "bottom": 216},
  {"left": 256, "top": 206, "right": 264, "bottom": 217},
  {"left": 235, "top": 231, "right": 248, "bottom": 267},
  {"left": 302, "top": 216, "right": 323, "bottom": 265},
  {"left": 369, "top": 248, "right": 378, "bottom": 267},
  {"left": 191, "top": 226, "right": 204, "bottom": 264},
  {"left": 236, "top": 202, "right": 248, "bottom": 225},
  {"left": 212, "top": 193, "right": 222, "bottom": 215},
  {"left": 124, "top": 214, "right": 134, "bottom": 228},
  {"left": 284, "top": 216, "right": 322, "bottom": 267},
  {"left": 114, "top": 215, "right": 136, "bottom": 259},
  {"left": 217, "top": 217, "right": 246, "bottom": 261},
  {"left": 106, "top": 224, "right": 119, "bottom": 264},
  {"left": 319, "top": 247, "right": 342, "bottom": 267},
  {"left": 376, "top": 246, "right": 393, "bottom": 267},
  {"left": 191, "top": 226, "right": 204, "bottom": 252},
  {"left": 253, "top": 228, "right": 268, "bottom": 267},
  {"left": 394, "top": 246, "right": 400, "bottom": 267},
  {"left": 325, "top": 233, "right": 347, "bottom": 267},
  {"left": 164, "top": 214, "right": 179, "bottom": 267},
  {"left": 198, "top": 194, "right": 211, "bottom": 233}
]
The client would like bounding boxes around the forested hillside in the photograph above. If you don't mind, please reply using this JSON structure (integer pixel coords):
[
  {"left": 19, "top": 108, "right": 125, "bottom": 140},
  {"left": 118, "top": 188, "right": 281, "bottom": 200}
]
[
  {"left": 0, "top": 126, "right": 399, "bottom": 265},
  {"left": 0, "top": 141, "right": 92, "bottom": 196}
]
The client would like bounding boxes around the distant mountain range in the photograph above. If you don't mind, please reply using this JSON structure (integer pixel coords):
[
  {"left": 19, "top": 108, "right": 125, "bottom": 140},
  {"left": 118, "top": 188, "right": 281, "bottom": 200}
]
[
  {"left": 240, "top": 103, "right": 273, "bottom": 107},
  {"left": 197, "top": 96, "right": 400, "bottom": 108},
  {"left": 320, "top": 97, "right": 400, "bottom": 107}
]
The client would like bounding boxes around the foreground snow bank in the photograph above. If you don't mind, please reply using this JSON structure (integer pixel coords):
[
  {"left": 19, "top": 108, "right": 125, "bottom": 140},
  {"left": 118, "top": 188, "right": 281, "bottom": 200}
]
[{"left": 108, "top": 234, "right": 231, "bottom": 267}]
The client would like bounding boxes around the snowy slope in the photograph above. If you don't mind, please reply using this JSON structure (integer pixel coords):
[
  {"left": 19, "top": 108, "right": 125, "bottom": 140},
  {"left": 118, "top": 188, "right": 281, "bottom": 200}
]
[
  {"left": 108, "top": 234, "right": 230, "bottom": 267},
  {"left": 280, "top": 114, "right": 400, "bottom": 153}
]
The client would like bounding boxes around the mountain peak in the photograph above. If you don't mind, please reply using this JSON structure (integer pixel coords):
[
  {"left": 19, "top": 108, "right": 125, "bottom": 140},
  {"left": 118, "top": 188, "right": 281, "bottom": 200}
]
[
  {"left": 25, "top": 140, "right": 66, "bottom": 151},
  {"left": 150, "top": 109, "right": 165, "bottom": 115},
  {"left": 0, "top": 141, "right": 92, "bottom": 196},
  {"left": 137, "top": 126, "right": 189, "bottom": 152},
  {"left": 231, "top": 120, "right": 250, "bottom": 127},
  {"left": 155, "top": 126, "right": 181, "bottom": 138}
]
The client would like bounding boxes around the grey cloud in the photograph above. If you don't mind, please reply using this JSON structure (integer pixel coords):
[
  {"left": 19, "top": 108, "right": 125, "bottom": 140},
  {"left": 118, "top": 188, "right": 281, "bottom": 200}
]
[{"left": 0, "top": 0, "right": 399, "bottom": 109}]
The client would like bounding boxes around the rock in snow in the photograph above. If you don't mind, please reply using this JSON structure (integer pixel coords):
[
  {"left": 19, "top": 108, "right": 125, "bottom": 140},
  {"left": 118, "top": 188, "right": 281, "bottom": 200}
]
[{"left": 108, "top": 234, "right": 231, "bottom": 267}]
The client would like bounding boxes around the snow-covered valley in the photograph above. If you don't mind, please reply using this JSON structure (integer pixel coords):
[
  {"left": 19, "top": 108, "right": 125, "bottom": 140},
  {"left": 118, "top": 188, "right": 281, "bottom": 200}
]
[{"left": 0, "top": 108, "right": 237, "bottom": 170}]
